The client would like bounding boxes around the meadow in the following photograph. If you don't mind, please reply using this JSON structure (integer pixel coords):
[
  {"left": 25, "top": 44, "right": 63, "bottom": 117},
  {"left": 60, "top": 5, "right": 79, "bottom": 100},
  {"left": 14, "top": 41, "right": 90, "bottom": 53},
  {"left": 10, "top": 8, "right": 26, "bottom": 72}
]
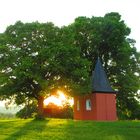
[{"left": 0, "top": 118, "right": 140, "bottom": 140}]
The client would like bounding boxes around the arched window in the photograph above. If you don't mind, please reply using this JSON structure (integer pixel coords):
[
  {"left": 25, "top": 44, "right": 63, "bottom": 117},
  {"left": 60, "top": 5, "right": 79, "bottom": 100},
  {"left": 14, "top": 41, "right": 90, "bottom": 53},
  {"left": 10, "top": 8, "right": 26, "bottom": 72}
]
[
  {"left": 86, "top": 99, "right": 91, "bottom": 110},
  {"left": 77, "top": 100, "right": 80, "bottom": 111}
]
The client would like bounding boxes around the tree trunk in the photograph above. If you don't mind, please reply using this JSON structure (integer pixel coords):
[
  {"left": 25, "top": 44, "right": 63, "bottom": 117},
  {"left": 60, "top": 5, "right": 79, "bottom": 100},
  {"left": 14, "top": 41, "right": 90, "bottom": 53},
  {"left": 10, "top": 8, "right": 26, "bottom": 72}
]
[{"left": 37, "top": 96, "right": 44, "bottom": 119}]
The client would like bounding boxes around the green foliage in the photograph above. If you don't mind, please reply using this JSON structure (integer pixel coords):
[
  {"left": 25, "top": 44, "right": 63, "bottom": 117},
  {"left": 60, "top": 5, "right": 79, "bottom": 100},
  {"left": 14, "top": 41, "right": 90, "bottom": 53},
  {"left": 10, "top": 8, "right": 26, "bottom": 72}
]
[
  {"left": 44, "top": 103, "right": 73, "bottom": 119},
  {"left": 0, "top": 21, "right": 90, "bottom": 117},
  {"left": 0, "top": 119, "right": 140, "bottom": 140},
  {"left": 64, "top": 12, "right": 140, "bottom": 119},
  {"left": 16, "top": 101, "right": 73, "bottom": 119},
  {"left": 16, "top": 102, "right": 37, "bottom": 119},
  {"left": 0, "top": 21, "right": 90, "bottom": 97}
]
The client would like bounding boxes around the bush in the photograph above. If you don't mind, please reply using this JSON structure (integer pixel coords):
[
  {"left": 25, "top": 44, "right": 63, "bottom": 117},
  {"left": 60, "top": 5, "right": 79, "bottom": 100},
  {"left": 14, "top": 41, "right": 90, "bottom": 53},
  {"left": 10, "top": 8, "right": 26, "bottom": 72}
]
[
  {"left": 16, "top": 103, "right": 37, "bottom": 119},
  {"left": 43, "top": 103, "right": 73, "bottom": 119}
]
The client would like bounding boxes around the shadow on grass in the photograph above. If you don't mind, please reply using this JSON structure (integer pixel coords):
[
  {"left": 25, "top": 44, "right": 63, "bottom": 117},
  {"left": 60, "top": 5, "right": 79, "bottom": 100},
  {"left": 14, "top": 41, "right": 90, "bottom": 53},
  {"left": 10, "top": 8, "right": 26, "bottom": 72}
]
[
  {"left": 3, "top": 119, "right": 140, "bottom": 140},
  {"left": 5, "top": 119, "right": 49, "bottom": 140}
]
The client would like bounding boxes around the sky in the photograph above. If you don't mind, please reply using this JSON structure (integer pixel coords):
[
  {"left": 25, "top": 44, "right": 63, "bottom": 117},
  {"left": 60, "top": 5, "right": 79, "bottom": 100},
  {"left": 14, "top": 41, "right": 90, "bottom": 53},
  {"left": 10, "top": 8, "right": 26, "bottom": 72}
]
[{"left": 0, "top": 0, "right": 140, "bottom": 51}]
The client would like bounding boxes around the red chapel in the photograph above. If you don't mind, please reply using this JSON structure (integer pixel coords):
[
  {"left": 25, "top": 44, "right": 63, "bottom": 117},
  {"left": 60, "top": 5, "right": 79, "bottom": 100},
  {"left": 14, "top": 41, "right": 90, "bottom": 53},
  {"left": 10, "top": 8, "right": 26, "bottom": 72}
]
[{"left": 74, "top": 58, "right": 117, "bottom": 121}]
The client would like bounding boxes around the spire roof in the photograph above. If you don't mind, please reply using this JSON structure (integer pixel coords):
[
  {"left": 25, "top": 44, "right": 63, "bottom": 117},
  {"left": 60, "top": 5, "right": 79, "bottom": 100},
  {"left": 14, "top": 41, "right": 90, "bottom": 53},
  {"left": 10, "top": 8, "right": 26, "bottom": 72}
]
[{"left": 92, "top": 58, "right": 116, "bottom": 93}]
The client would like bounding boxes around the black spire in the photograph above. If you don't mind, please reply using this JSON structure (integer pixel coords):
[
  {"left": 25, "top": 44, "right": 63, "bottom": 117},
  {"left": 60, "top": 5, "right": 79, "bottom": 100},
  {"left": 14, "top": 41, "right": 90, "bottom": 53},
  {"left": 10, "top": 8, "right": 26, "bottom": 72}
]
[{"left": 92, "top": 58, "right": 116, "bottom": 93}]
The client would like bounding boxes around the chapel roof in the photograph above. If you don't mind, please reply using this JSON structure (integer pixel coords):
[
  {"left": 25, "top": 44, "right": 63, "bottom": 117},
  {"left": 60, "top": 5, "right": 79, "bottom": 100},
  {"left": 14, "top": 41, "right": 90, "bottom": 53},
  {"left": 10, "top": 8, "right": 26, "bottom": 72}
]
[{"left": 92, "top": 58, "right": 116, "bottom": 93}]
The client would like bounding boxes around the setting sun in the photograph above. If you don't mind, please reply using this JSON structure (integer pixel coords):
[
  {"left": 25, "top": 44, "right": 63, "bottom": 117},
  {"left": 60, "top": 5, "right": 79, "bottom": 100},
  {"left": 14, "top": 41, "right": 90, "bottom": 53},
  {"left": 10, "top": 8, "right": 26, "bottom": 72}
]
[{"left": 43, "top": 90, "right": 74, "bottom": 107}]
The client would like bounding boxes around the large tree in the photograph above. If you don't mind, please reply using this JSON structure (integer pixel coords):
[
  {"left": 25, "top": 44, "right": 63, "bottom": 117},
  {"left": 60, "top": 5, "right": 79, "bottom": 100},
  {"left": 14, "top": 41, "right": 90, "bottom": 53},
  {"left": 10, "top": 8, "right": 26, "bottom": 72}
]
[
  {"left": 64, "top": 12, "right": 140, "bottom": 119},
  {"left": 0, "top": 12, "right": 140, "bottom": 119},
  {"left": 0, "top": 21, "right": 90, "bottom": 118}
]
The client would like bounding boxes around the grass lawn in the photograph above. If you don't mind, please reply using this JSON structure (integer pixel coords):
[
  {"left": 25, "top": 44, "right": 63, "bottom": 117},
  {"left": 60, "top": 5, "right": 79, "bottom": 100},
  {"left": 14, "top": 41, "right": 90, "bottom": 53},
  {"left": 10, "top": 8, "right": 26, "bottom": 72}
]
[{"left": 0, "top": 118, "right": 140, "bottom": 140}]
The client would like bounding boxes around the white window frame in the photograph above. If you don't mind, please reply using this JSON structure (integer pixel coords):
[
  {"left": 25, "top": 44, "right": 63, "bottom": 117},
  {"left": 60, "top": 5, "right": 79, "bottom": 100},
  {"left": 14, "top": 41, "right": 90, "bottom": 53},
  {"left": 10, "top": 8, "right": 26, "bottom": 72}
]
[{"left": 86, "top": 99, "right": 92, "bottom": 111}]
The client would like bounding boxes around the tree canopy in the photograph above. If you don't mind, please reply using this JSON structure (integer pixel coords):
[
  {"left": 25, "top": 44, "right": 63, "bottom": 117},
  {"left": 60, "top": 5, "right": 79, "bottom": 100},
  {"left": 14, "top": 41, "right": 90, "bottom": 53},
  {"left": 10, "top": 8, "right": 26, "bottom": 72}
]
[
  {"left": 0, "top": 21, "right": 90, "bottom": 118},
  {"left": 65, "top": 12, "right": 140, "bottom": 119},
  {"left": 0, "top": 12, "right": 140, "bottom": 119}
]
